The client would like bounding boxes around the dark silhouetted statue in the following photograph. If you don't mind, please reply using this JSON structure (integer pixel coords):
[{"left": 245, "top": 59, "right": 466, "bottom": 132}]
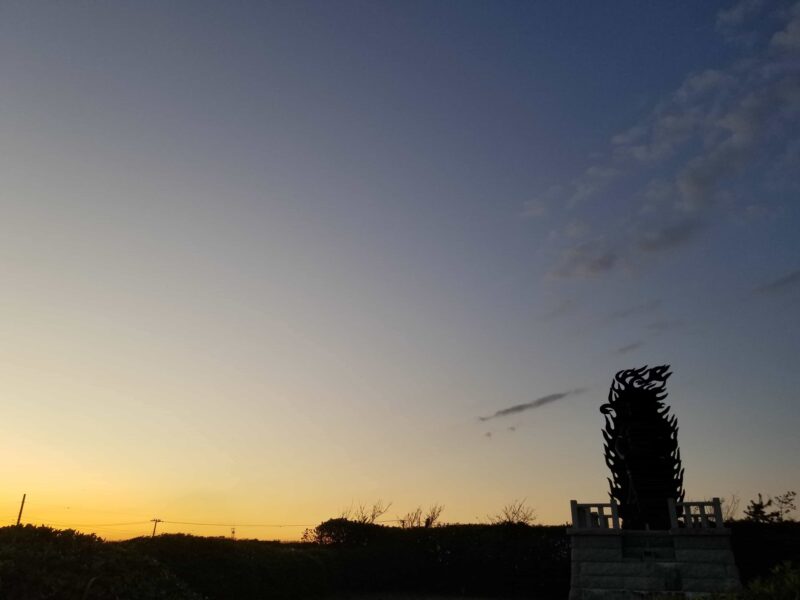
[{"left": 600, "top": 365, "right": 684, "bottom": 529}]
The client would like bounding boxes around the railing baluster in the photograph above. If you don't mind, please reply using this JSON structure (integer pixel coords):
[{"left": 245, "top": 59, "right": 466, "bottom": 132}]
[
  {"left": 667, "top": 498, "right": 678, "bottom": 529},
  {"left": 699, "top": 503, "right": 709, "bottom": 528},
  {"left": 712, "top": 497, "right": 724, "bottom": 527}
]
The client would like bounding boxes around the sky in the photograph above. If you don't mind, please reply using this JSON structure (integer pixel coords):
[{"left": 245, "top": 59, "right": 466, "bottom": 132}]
[{"left": 0, "top": 1, "right": 798, "bottom": 540}]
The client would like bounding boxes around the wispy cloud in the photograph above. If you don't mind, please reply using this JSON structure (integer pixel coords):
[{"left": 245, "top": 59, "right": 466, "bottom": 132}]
[
  {"left": 717, "top": 0, "right": 765, "bottom": 31},
  {"left": 716, "top": 0, "right": 767, "bottom": 43},
  {"left": 616, "top": 341, "right": 644, "bottom": 354},
  {"left": 479, "top": 388, "right": 586, "bottom": 421},
  {"left": 608, "top": 300, "right": 661, "bottom": 321},
  {"left": 551, "top": 240, "right": 618, "bottom": 278},
  {"left": 531, "top": 3, "right": 800, "bottom": 279},
  {"left": 647, "top": 319, "right": 683, "bottom": 333},
  {"left": 637, "top": 220, "right": 705, "bottom": 252},
  {"left": 755, "top": 268, "right": 800, "bottom": 294},
  {"left": 540, "top": 298, "right": 577, "bottom": 321},
  {"left": 522, "top": 184, "right": 563, "bottom": 218},
  {"left": 771, "top": 2, "right": 800, "bottom": 51}
]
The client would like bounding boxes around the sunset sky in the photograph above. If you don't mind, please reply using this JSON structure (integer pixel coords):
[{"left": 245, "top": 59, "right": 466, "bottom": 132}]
[{"left": 1, "top": 1, "right": 798, "bottom": 540}]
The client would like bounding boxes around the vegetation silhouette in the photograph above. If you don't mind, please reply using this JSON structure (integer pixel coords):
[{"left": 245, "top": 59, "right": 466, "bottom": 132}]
[
  {"left": 600, "top": 364, "right": 684, "bottom": 529},
  {"left": 0, "top": 509, "right": 798, "bottom": 598},
  {"left": 744, "top": 491, "right": 797, "bottom": 524}
]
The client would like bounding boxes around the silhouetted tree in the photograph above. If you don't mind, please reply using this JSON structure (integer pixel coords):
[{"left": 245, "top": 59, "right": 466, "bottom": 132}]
[
  {"left": 722, "top": 494, "right": 741, "bottom": 522},
  {"left": 398, "top": 504, "right": 444, "bottom": 529},
  {"left": 775, "top": 491, "right": 797, "bottom": 522},
  {"left": 398, "top": 507, "right": 424, "bottom": 529},
  {"left": 600, "top": 365, "right": 684, "bottom": 529},
  {"left": 744, "top": 493, "right": 781, "bottom": 523},
  {"left": 744, "top": 491, "right": 796, "bottom": 523},
  {"left": 489, "top": 499, "right": 537, "bottom": 525},
  {"left": 339, "top": 500, "right": 392, "bottom": 524}
]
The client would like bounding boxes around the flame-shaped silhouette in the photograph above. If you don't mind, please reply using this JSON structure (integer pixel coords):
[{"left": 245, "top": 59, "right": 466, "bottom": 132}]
[{"left": 600, "top": 365, "right": 684, "bottom": 529}]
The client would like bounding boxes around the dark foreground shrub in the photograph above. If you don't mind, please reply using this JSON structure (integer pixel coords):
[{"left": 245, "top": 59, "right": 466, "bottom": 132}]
[
  {"left": 124, "top": 534, "right": 335, "bottom": 599},
  {"left": 729, "top": 520, "right": 800, "bottom": 583},
  {"left": 0, "top": 525, "right": 199, "bottom": 599},
  {"left": 742, "top": 562, "right": 800, "bottom": 599}
]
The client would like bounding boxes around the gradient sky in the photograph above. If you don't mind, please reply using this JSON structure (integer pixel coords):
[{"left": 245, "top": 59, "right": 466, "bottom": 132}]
[{"left": 1, "top": 1, "right": 798, "bottom": 540}]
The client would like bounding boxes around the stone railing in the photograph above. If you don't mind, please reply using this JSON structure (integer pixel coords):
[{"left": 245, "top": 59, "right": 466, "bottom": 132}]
[
  {"left": 668, "top": 497, "right": 725, "bottom": 529},
  {"left": 567, "top": 496, "right": 740, "bottom": 598},
  {"left": 569, "top": 497, "right": 725, "bottom": 530},
  {"left": 570, "top": 500, "right": 621, "bottom": 529}
]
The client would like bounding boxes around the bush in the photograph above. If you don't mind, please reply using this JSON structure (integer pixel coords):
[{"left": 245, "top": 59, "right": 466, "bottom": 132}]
[
  {"left": 742, "top": 562, "right": 800, "bottom": 599},
  {"left": 0, "top": 525, "right": 199, "bottom": 599}
]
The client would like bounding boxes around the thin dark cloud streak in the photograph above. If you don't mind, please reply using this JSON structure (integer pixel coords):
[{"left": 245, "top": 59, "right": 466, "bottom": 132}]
[
  {"left": 755, "top": 268, "right": 800, "bottom": 294},
  {"left": 637, "top": 220, "right": 706, "bottom": 253},
  {"left": 479, "top": 388, "right": 586, "bottom": 422},
  {"left": 647, "top": 319, "right": 684, "bottom": 333},
  {"left": 608, "top": 300, "right": 661, "bottom": 321},
  {"left": 550, "top": 240, "right": 618, "bottom": 278},
  {"left": 539, "top": 298, "right": 577, "bottom": 321},
  {"left": 617, "top": 341, "right": 644, "bottom": 354}
]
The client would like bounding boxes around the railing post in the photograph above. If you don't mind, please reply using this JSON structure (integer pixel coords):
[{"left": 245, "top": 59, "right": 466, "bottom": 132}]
[
  {"left": 597, "top": 505, "right": 607, "bottom": 528},
  {"left": 712, "top": 497, "right": 724, "bottom": 527},
  {"left": 570, "top": 500, "right": 579, "bottom": 528},
  {"left": 699, "top": 503, "right": 709, "bottom": 528},
  {"left": 610, "top": 500, "right": 620, "bottom": 529},
  {"left": 667, "top": 498, "right": 679, "bottom": 529}
]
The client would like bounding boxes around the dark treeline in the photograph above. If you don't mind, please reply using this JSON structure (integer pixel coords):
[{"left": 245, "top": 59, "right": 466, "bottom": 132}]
[
  {"left": 128, "top": 521, "right": 570, "bottom": 599},
  {"left": 0, "top": 520, "right": 798, "bottom": 599}
]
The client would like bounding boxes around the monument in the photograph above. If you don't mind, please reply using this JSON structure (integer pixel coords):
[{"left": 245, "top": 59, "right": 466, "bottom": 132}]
[{"left": 568, "top": 365, "right": 741, "bottom": 599}]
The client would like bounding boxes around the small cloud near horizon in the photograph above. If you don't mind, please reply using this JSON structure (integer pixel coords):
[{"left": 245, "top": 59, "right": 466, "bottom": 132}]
[
  {"left": 617, "top": 341, "right": 645, "bottom": 354},
  {"left": 479, "top": 388, "right": 586, "bottom": 422}
]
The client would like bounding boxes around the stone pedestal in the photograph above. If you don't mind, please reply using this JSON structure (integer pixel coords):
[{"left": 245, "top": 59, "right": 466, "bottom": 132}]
[{"left": 568, "top": 528, "right": 741, "bottom": 599}]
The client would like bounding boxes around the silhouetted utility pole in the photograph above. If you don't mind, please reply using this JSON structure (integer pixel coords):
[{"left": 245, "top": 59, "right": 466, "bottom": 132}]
[
  {"left": 231, "top": 527, "right": 236, "bottom": 540},
  {"left": 16, "top": 493, "right": 26, "bottom": 526},
  {"left": 150, "top": 518, "right": 163, "bottom": 537}
]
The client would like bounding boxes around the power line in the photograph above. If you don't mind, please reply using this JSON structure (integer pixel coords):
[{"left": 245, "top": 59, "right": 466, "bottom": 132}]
[
  {"left": 163, "top": 520, "right": 308, "bottom": 527},
  {"left": 36, "top": 521, "right": 151, "bottom": 527}
]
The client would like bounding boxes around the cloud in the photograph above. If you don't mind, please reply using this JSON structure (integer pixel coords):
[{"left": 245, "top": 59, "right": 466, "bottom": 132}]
[
  {"left": 564, "top": 219, "right": 590, "bottom": 239},
  {"left": 770, "top": 3, "right": 800, "bottom": 52},
  {"left": 755, "top": 268, "right": 800, "bottom": 294},
  {"left": 540, "top": 298, "right": 577, "bottom": 321},
  {"left": 623, "top": 110, "right": 703, "bottom": 163},
  {"left": 535, "top": 3, "right": 800, "bottom": 279},
  {"left": 551, "top": 240, "right": 618, "bottom": 278},
  {"left": 608, "top": 300, "right": 661, "bottom": 321},
  {"left": 479, "top": 388, "right": 586, "bottom": 421},
  {"left": 646, "top": 319, "right": 683, "bottom": 333},
  {"left": 522, "top": 184, "right": 563, "bottom": 218},
  {"left": 637, "top": 219, "right": 705, "bottom": 252},
  {"left": 611, "top": 125, "right": 646, "bottom": 146},
  {"left": 568, "top": 166, "right": 619, "bottom": 206},
  {"left": 674, "top": 70, "right": 737, "bottom": 104},
  {"left": 673, "top": 76, "right": 800, "bottom": 212},
  {"left": 522, "top": 198, "right": 548, "bottom": 218},
  {"left": 717, "top": 0, "right": 766, "bottom": 32},
  {"left": 616, "top": 341, "right": 644, "bottom": 354}
]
